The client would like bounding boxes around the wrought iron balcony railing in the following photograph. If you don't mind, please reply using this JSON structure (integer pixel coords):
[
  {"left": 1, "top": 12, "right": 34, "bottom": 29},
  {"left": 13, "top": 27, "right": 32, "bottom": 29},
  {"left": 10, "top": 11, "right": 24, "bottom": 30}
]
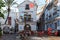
[
  {"left": 45, "top": 13, "right": 59, "bottom": 23},
  {"left": 20, "top": 18, "right": 33, "bottom": 22}
]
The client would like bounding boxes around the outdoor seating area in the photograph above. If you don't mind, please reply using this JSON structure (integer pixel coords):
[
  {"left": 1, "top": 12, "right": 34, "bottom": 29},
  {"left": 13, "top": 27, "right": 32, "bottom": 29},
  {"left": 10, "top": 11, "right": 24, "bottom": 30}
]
[{"left": 18, "top": 30, "right": 59, "bottom": 37}]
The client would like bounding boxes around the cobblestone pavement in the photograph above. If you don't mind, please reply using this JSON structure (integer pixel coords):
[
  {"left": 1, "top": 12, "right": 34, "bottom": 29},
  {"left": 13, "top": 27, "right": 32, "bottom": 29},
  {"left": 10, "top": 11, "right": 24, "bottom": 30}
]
[
  {"left": 28, "top": 36, "right": 60, "bottom": 40},
  {"left": 0, "top": 34, "right": 19, "bottom": 40},
  {"left": 0, "top": 34, "right": 60, "bottom": 40},
  {"left": 48, "top": 36, "right": 60, "bottom": 40},
  {"left": 28, "top": 36, "right": 48, "bottom": 40}
]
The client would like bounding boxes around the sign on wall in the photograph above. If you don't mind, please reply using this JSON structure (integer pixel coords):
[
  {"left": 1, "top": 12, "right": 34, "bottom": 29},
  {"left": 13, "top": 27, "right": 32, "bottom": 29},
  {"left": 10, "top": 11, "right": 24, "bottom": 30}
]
[{"left": 29, "top": 3, "right": 34, "bottom": 8}]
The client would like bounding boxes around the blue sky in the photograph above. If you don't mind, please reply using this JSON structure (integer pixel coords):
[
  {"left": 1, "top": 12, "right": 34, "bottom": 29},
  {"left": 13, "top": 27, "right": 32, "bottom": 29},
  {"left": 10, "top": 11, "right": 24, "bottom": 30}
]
[{"left": 14, "top": 0, "right": 46, "bottom": 5}]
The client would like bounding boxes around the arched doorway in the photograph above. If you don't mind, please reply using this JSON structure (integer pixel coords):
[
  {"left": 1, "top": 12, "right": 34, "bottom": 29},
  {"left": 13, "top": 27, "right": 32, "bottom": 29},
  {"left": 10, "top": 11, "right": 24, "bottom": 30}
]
[
  {"left": 24, "top": 24, "right": 31, "bottom": 30},
  {"left": 24, "top": 24, "right": 31, "bottom": 36}
]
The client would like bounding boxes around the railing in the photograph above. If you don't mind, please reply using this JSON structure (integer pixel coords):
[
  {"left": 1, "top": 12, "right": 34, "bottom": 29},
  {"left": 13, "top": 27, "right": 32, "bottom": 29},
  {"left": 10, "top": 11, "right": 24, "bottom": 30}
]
[
  {"left": 46, "top": 13, "right": 59, "bottom": 23},
  {"left": 53, "top": 13, "right": 59, "bottom": 18},
  {"left": 20, "top": 18, "right": 33, "bottom": 22},
  {"left": 18, "top": 18, "right": 37, "bottom": 24}
]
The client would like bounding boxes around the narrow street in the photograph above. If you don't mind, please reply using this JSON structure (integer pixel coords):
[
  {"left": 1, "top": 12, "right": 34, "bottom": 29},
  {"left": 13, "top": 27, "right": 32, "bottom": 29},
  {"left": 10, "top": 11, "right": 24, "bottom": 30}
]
[
  {"left": 48, "top": 36, "right": 60, "bottom": 40},
  {"left": 0, "top": 34, "right": 60, "bottom": 40},
  {"left": 27, "top": 36, "right": 60, "bottom": 40},
  {"left": 0, "top": 34, "right": 17, "bottom": 40}
]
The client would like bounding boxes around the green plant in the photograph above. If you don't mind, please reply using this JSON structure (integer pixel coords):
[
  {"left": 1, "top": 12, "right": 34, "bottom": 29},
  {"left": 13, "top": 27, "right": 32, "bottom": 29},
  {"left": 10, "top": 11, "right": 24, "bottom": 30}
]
[{"left": 0, "top": 12, "right": 4, "bottom": 18}]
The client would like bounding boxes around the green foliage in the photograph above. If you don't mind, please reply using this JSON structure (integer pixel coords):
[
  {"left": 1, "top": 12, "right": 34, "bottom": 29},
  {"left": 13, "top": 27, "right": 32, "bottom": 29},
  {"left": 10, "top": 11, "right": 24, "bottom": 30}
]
[
  {"left": 0, "top": 0, "right": 5, "bottom": 18},
  {"left": 4, "top": 0, "right": 17, "bottom": 7},
  {"left": 0, "top": 12, "right": 4, "bottom": 18},
  {"left": 4, "top": 0, "right": 17, "bottom": 24},
  {"left": 0, "top": 0, "right": 5, "bottom": 9}
]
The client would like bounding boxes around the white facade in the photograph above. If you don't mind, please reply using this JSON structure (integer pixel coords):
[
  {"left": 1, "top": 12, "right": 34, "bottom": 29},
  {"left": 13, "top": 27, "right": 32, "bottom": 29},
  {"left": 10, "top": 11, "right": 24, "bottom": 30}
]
[
  {"left": 3, "top": 8, "right": 19, "bottom": 28},
  {"left": 45, "top": 0, "right": 60, "bottom": 31},
  {"left": 17, "top": 0, "right": 38, "bottom": 31}
]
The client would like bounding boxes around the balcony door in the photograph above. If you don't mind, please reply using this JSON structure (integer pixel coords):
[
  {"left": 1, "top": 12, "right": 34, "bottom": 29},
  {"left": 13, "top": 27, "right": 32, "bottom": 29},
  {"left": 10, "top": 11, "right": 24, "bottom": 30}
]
[
  {"left": 24, "top": 14, "right": 31, "bottom": 21},
  {"left": 55, "top": 22, "right": 57, "bottom": 30}
]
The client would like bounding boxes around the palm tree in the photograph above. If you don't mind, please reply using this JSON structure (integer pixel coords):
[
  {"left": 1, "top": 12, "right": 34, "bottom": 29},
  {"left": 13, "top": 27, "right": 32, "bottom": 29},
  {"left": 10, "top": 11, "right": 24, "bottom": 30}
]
[
  {"left": 0, "top": 0, "right": 5, "bottom": 19},
  {"left": 4, "top": 0, "right": 17, "bottom": 24}
]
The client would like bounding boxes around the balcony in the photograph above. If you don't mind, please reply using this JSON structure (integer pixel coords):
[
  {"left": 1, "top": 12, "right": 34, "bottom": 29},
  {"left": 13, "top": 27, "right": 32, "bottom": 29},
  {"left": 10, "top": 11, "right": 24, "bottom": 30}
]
[
  {"left": 19, "top": 18, "right": 33, "bottom": 22},
  {"left": 53, "top": 13, "right": 59, "bottom": 19},
  {"left": 53, "top": 12, "right": 57, "bottom": 16},
  {"left": 46, "top": 13, "right": 59, "bottom": 23},
  {"left": 19, "top": 20, "right": 36, "bottom": 25}
]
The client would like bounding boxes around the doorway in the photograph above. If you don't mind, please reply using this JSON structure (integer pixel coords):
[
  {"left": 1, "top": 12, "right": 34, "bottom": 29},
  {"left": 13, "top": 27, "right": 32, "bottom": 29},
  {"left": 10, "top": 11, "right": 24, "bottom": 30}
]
[
  {"left": 24, "top": 24, "right": 31, "bottom": 36},
  {"left": 24, "top": 24, "right": 31, "bottom": 30}
]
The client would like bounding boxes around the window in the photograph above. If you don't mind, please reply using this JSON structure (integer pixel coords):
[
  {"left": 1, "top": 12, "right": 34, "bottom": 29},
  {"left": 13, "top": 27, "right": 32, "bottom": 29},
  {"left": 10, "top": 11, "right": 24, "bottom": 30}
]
[
  {"left": 57, "top": 10, "right": 60, "bottom": 11},
  {"left": 57, "top": 20, "right": 60, "bottom": 26},
  {"left": 55, "top": 22, "right": 57, "bottom": 29},
  {"left": 53, "top": 12, "right": 57, "bottom": 16},
  {"left": 46, "top": 25, "right": 48, "bottom": 30},
  {"left": 25, "top": 4, "right": 30, "bottom": 10},
  {"left": 49, "top": 15, "right": 51, "bottom": 18},
  {"left": 46, "top": 18, "right": 48, "bottom": 20},
  {"left": 54, "top": 7, "right": 57, "bottom": 10},
  {"left": 46, "top": 14, "right": 48, "bottom": 20},
  {"left": 24, "top": 14, "right": 31, "bottom": 21}
]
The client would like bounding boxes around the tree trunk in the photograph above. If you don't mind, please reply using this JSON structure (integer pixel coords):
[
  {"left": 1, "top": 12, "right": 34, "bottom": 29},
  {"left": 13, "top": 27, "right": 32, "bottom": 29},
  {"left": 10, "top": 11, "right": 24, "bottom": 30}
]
[{"left": 5, "top": 7, "right": 10, "bottom": 24}]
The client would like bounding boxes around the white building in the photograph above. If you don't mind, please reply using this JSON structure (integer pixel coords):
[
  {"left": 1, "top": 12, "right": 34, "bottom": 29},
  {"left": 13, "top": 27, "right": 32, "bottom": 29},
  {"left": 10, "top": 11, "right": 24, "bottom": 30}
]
[
  {"left": 44, "top": 0, "right": 60, "bottom": 31},
  {"left": 16, "top": 0, "right": 38, "bottom": 31},
  {"left": 3, "top": 8, "right": 19, "bottom": 28}
]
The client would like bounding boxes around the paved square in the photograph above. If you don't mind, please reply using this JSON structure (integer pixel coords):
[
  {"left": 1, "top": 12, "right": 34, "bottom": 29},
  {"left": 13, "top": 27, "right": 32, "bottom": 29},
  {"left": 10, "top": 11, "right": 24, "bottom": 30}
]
[{"left": 0, "top": 34, "right": 60, "bottom": 40}]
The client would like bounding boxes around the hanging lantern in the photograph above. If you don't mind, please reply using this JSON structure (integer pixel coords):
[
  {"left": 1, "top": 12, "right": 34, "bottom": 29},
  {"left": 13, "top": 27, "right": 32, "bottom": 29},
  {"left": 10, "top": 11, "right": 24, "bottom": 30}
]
[{"left": 29, "top": 3, "right": 34, "bottom": 8}]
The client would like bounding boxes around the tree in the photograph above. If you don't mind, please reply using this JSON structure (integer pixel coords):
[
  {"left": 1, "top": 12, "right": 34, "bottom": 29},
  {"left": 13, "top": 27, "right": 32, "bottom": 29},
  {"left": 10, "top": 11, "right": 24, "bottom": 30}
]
[
  {"left": 0, "top": 0, "right": 5, "bottom": 18},
  {"left": 0, "top": 12, "right": 4, "bottom": 18},
  {"left": 0, "top": 0, "right": 5, "bottom": 36},
  {"left": 0, "top": 0, "right": 5, "bottom": 9},
  {"left": 4, "top": 0, "right": 17, "bottom": 24}
]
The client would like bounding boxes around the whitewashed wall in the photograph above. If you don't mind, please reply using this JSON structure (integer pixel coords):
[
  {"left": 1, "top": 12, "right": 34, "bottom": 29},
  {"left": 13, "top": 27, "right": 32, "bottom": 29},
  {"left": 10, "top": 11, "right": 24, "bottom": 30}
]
[{"left": 18, "top": 0, "right": 37, "bottom": 21}]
